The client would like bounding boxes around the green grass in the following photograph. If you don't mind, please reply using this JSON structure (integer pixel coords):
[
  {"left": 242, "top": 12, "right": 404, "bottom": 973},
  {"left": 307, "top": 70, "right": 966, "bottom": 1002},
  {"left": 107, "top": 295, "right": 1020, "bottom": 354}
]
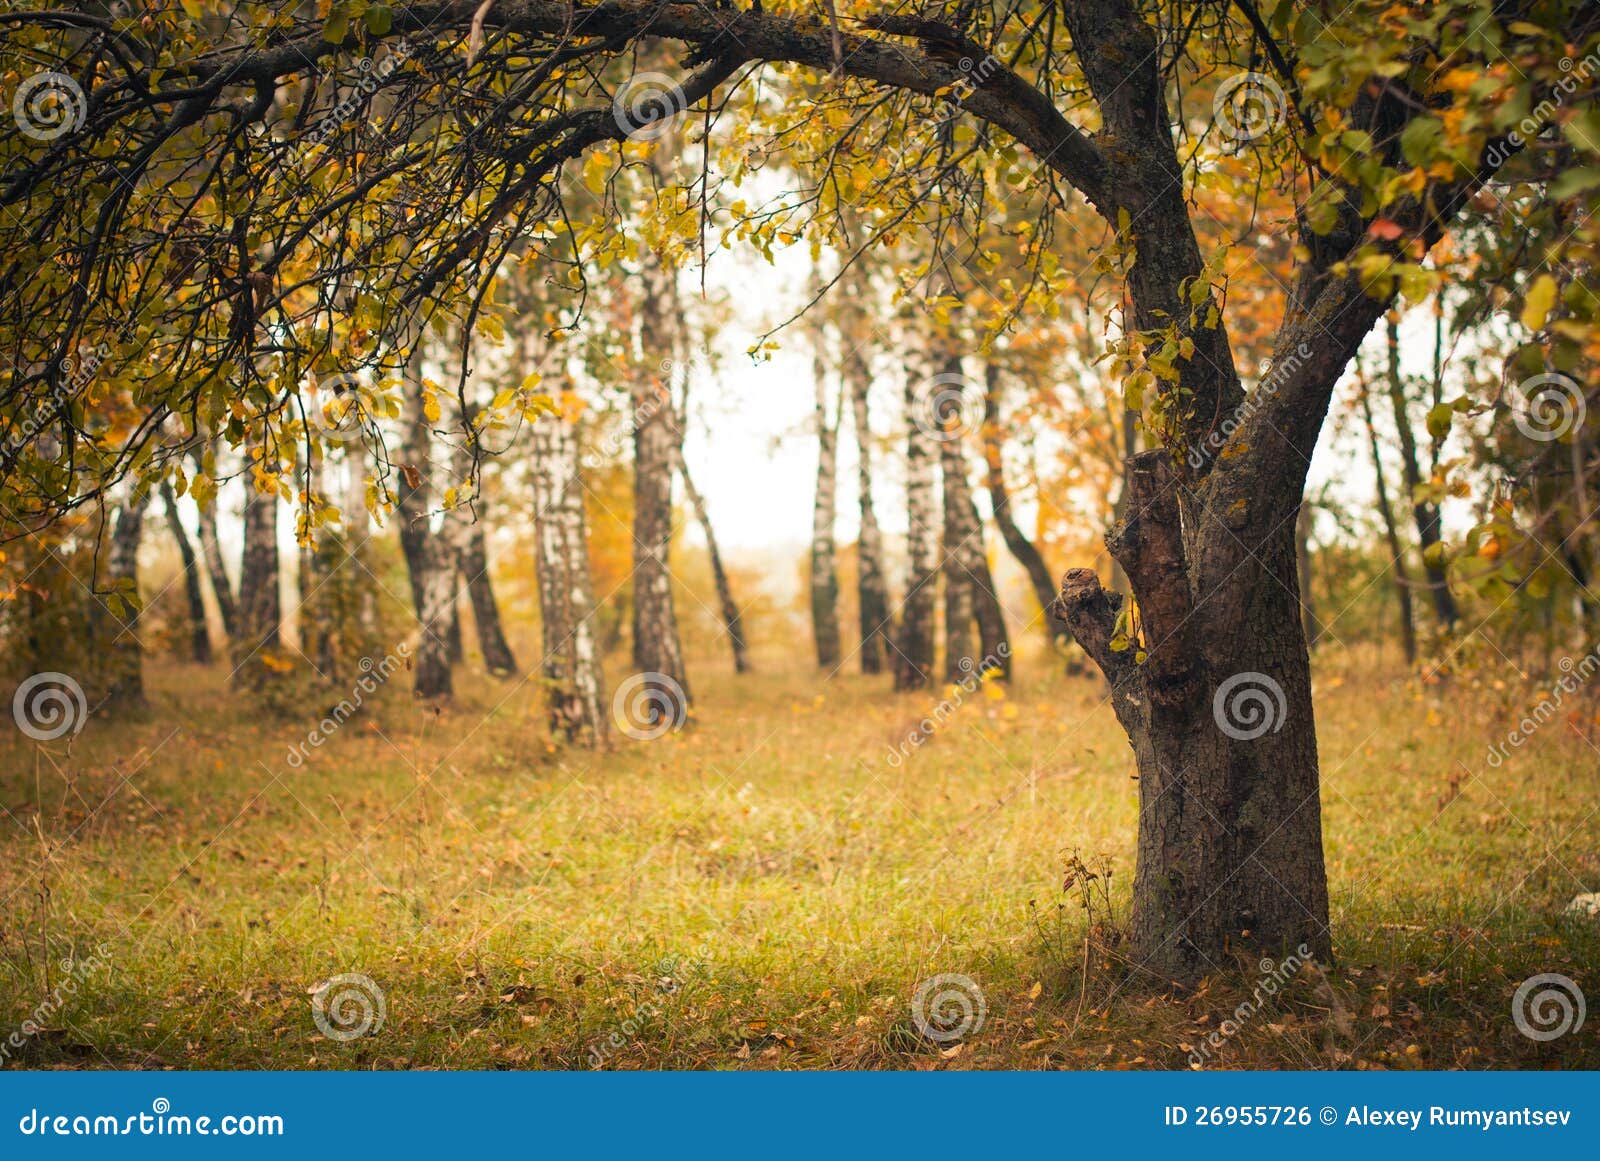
[{"left": 3, "top": 643, "right": 1598, "bottom": 1070}]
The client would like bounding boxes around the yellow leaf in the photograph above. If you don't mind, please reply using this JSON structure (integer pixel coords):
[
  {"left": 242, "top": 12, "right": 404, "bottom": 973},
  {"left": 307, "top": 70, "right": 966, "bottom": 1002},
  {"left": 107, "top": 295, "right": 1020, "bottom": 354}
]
[{"left": 1522, "top": 274, "right": 1557, "bottom": 332}]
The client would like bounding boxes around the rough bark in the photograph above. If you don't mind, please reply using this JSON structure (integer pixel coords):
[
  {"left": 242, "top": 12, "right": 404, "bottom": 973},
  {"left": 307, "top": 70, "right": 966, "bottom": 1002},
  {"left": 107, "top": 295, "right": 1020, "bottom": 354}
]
[
  {"left": 159, "top": 480, "right": 212, "bottom": 664},
  {"left": 630, "top": 251, "right": 690, "bottom": 724},
  {"left": 676, "top": 445, "right": 749, "bottom": 674},
  {"left": 842, "top": 327, "right": 893, "bottom": 674},
  {"left": 893, "top": 367, "right": 938, "bottom": 691},
  {"left": 1386, "top": 317, "right": 1458, "bottom": 630},
  {"left": 1056, "top": 453, "right": 1330, "bottom": 983},
  {"left": 981, "top": 363, "right": 1064, "bottom": 650},
  {"left": 531, "top": 393, "right": 607, "bottom": 745},
  {"left": 810, "top": 360, "right": 843, "bottom": 671}
]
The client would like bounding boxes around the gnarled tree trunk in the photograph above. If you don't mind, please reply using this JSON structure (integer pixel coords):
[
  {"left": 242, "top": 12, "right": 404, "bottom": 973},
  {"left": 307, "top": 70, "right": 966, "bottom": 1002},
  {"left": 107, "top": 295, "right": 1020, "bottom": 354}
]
[{"left": 1057, "top": 455, "right": 1329, "bottom": 982}]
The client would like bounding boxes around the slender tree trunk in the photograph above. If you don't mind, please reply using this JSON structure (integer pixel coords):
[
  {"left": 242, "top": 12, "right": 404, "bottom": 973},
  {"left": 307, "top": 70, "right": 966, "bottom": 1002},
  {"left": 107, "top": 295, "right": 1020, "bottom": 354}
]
[
  {"left": 894, "top": 367, "right": 939, "bottom": 691},
  {"left": 159, "top": 480, "right": 212, "bottom": 663},
  {"left": 630, "top": 251, "right": 691, "bottom": 723},
  {"left": 843, "top": 336, "right": 892, "bottom": 674},
  {"left": 450, "top": 417, "right": 518, "bottom": 676},
  {"left": 531, "top": 392, "right": 608, "bottom": 745},
  {"left": 194, "top": 477, "right": 237, "bottom": 639},
  {"left": 982, "top": 364, "right": 1064, "bottom": 649},
  {"left": 1360, "top": 380, "right": 1417, "bottom": 664},
  {"left": 1386, "top": 318, "right": 1458, "bottom": 629},
  {"left": 235, "top": 471, "right": 281, "bottom": 679},
  {"left": 937, "top": 362, "right": 1009, "bottom": 679},
  {"left": 675, "top": 446, "right": 749, "bottom": 673},
  {"left": 458, "top": 516, "right": 518, "bottom": 675},
  {"left": 810, "top": 361, "right": 843, "bottom": 670},
  {"left": 398, "top": 342, "right": 453, "bottom": 700},
  {"left": 97, "top": 494, "right": 148, "bottom": 710}
]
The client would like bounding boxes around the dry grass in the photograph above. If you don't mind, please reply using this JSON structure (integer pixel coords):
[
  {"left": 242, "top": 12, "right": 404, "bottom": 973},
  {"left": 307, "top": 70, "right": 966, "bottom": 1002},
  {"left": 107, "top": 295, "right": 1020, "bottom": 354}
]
[{"left": 2, "top": 641, "right": 1598, "bottom": 1070}]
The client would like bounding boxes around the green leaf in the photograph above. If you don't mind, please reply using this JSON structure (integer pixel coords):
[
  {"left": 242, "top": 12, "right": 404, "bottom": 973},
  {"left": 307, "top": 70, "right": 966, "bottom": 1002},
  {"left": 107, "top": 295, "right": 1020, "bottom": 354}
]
[
  {"left": 366, "top": 5, "right": 393, "bottom": 35},
  {"left": 1426, "top": 402, "right": 1454, "bottom": 441}
]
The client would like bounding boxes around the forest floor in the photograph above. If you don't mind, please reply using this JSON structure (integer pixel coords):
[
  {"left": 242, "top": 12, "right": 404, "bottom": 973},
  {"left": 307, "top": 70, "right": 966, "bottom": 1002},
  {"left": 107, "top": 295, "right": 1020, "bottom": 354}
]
[{"left": 2, "top": 641, "right": 1599, "bottom": 1070}]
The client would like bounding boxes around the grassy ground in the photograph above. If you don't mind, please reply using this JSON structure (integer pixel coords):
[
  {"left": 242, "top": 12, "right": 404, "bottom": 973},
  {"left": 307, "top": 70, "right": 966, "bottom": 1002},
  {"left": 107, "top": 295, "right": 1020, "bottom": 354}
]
[{"left": 2, "top": 642, "right": 1598, "bottom": 1070}]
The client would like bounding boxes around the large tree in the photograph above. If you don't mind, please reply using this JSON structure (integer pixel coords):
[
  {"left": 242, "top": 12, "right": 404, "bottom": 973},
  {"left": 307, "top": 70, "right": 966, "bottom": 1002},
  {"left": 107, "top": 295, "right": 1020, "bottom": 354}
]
[{"left": 3, "top": 0, "right": 1593, "bottom": 980}]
